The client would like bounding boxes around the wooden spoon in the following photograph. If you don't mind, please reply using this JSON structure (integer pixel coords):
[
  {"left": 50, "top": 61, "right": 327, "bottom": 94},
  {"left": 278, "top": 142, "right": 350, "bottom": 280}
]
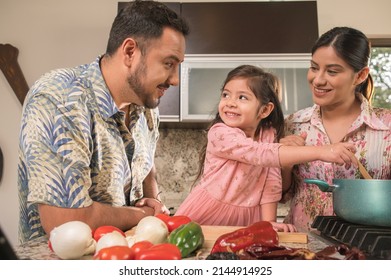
[{"left": 357, "top": 160, "right": 372, "bottom": 179}]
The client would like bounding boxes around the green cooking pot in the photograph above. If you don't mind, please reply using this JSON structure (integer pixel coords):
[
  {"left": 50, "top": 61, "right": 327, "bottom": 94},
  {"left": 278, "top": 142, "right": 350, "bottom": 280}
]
[{"left": 305, "top": 178, "right": 391, "bottom": 227}]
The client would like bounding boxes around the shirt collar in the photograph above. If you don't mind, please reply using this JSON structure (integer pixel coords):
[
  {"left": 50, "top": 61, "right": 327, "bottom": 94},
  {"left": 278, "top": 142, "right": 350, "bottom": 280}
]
[
  {"left": 289, "top": 95, "right": 389, "bottom": 131},
  {"left": 87, "top": 56, "right": 119, "bottom": 120},
  {"left": 129, "top": 103, "right": 145, "bottom": 115},
  {"left": 356, "top": 95, "right": 389, "bottom": 131}
]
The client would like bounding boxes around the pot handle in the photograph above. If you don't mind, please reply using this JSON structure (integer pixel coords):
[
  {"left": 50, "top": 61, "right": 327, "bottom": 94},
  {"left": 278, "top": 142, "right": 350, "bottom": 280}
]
[{"left": 304, "top": 179, "right": 334, "bottom": 192}]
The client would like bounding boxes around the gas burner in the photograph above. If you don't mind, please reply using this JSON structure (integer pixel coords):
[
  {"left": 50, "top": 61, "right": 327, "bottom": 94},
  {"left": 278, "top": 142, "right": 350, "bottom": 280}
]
[{"left": 311, "top": 216, "right": 391, "bottom": 260}]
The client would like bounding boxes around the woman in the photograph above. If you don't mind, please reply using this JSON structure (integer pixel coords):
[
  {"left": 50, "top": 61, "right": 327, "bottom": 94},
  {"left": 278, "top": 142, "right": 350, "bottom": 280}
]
[{"left": 281, "top": 27, "right": 391, "bottom": 231}]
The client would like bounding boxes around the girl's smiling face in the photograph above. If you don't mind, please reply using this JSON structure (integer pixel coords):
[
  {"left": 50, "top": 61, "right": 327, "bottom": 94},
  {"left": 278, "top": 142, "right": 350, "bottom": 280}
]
[{"left": 218, "top": 78, "right": 263, "bottom": 137}]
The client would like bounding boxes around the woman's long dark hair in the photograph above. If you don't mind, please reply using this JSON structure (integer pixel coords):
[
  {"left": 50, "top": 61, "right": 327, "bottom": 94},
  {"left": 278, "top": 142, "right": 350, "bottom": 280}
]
[
  {"left": 312, "top": 26, "right": 374, "bottom": 102},
  {"left": 193, "top": 65, "right": 285, "bottom": 185}
]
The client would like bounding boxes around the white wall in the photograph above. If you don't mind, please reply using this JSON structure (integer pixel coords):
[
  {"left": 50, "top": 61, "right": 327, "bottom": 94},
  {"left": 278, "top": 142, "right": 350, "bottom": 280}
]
[
  {"left": 1, "top": 0, "right": 391, "bottom": 248},
  {"left": 0, "top": 0, "right": 117, "bottom": 248},
  {"left": 316, "top": 0, "right": 391, "bottom": 37}
]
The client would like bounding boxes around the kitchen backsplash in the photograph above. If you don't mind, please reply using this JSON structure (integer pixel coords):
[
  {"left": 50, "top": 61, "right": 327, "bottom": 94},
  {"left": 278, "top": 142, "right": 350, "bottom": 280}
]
[
  {"left": 155, "top": 128, "right": 289, "bottom": 217},
  {"left": 155, "top": 128, "right": 205, "bottom": 213}
]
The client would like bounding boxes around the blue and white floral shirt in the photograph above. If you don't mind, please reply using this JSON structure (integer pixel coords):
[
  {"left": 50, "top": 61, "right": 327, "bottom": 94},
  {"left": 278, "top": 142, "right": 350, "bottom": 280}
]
[{"left": 18, "top": 56, "right": 159, "bottom": 243}]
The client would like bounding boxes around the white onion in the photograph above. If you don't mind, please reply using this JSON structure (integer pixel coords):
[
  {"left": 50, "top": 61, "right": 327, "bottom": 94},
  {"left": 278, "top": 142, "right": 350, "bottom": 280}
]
[
  {"left": 95, "top": 231, "right": 128, "bottom": 254},
  {"left": 134, "top": 216, "right": 169, "bottom": 244},
  {"left": 49, "top": 221, "right": 96, "bottom": 260},
  {"left": 126, "top": 235, "right": 136, "bottom": 248}
]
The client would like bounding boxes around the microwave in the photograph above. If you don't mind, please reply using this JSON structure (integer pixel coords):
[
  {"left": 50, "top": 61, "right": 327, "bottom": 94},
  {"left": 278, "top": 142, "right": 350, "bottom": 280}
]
[{"left": 180, "top": 54, "right": 313, "bottom": 122}]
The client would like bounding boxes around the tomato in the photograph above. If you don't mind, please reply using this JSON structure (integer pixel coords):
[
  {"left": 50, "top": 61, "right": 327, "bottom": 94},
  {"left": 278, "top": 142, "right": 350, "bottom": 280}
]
[
  {"left": 129, "top": 241, "right": 154, "bottom": 259},
  {"left": 166, "top": 216, "right": 192, "bottom": 232},
  {"left": 94, "top": 246, "right": 133, "bottom": 260},
  {"left": 134, "top": 243, "right": 182, "bottom": 260},
  {"left": 156, "top": 213, "right": 171, "bottom": 224},
  {"left": 93, "top": 225, "right": 126, "bottom": 242},
  {"left": 156, "top": 214, "right": 191, "bottom": 232}
]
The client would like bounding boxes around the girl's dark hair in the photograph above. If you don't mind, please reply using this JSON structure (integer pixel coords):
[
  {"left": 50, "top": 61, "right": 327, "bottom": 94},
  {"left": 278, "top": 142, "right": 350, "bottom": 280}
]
[
  {"left": 312, "top": 26, "right": 374, "bottom": 102},
  {"left": 106, "top": 0, "right": 189, "bottom": 55},
  {"left": 194, "top": 65, "right": 285, "bottom": 185}
]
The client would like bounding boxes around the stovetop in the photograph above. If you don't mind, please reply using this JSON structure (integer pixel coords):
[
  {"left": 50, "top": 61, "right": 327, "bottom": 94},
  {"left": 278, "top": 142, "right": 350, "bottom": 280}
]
[{"left": 311, "top": 216, "right": 391, "bottom": 260}]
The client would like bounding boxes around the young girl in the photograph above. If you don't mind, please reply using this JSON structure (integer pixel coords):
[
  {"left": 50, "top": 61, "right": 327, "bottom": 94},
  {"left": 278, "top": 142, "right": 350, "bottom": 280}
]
[{"left": 175, "top": 65, "right": 357, "bottom": 232}]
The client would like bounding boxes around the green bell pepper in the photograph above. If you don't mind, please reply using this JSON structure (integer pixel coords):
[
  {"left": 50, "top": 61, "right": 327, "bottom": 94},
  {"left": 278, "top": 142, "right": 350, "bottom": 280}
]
[{"left": 168, "top": 221, "right": 204, "bottom": 258}]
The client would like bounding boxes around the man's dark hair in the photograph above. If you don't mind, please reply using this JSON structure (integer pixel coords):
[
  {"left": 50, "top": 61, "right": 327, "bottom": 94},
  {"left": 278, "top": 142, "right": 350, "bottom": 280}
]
[{"left": 106, "top": 0, "right": 189, "bottom": 55}]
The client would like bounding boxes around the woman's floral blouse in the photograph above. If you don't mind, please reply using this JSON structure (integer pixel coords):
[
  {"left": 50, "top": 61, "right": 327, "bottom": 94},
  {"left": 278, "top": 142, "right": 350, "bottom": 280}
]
[{"left": 283, "top": 96, "right": 391, "bottom": 231}]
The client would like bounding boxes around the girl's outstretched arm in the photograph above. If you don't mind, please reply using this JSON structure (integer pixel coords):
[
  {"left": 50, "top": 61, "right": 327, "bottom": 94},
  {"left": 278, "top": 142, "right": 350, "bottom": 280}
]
[
  {"left": 278, "top": 142, "right": 358, "bottom": 168},
  {"left": 279, "top": 134, "right": 307, "bottom": 193}
]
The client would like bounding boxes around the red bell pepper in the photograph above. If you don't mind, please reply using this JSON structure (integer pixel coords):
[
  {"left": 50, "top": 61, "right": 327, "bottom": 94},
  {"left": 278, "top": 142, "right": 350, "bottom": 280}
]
[
  {"left": 210, "top": 221, "right": 279, "bottom": 254},
  {"left": 134, "top": 243, "right": 182, "bottom": 260},
  {"left": 156, "top": 214, "right": 192, "bottom": 232}
]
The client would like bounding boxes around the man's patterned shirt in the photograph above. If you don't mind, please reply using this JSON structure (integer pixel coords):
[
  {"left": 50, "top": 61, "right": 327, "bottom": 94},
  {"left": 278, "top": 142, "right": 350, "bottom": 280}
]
[{"left": 18, "top": 56, "right": 159, "bottom": 242}]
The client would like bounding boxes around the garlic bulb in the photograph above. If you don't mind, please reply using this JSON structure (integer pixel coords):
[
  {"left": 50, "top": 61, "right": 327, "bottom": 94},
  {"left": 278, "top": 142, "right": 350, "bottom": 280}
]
[
  {"left": 49, "top": 221, "right": 96, "bottom": 260},
  {"left": 134, "top": 216, "right": 169, "bottom": 244}
]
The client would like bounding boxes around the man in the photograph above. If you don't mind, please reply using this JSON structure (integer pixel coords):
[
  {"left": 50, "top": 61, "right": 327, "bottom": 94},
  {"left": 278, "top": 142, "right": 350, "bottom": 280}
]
[{"left": 18, "top": 0, "right": 189, "bottom": 243}]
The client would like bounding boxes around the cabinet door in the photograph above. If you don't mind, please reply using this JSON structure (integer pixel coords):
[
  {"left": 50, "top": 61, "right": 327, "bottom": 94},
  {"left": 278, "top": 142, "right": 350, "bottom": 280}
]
[
  {"left": 159, "top": 84, "right": 180, "bottom": 122},
  {"left": 182, "top": 1, "right": 318, "bottom": 54}
]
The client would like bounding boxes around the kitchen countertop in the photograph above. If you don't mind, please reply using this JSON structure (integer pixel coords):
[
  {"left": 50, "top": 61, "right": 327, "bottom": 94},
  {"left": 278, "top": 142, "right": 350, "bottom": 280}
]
[{"left": 14, "top": 229, "right": 331, "bottom": 260}]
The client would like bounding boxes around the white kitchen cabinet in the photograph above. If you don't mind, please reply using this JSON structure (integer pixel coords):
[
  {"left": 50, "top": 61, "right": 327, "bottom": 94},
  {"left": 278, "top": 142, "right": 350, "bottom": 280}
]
[
  {"left": 158, "top": 84, "right": 180, "bottom": 122},
  {"left": 180, "top": 54, "right": 313, "bottom": 122}
]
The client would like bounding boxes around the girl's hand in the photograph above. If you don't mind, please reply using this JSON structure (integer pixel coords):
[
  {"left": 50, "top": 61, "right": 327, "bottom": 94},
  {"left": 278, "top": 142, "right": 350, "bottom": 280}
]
[
  {"left": 270, "top": 221, "right": 297, "bottom": 232},
  {"left": 279, "top": 132, "right": 307, "bottom": 146},
  {"left": 320, "top": 142, "right": 358, "bottom": 167}
]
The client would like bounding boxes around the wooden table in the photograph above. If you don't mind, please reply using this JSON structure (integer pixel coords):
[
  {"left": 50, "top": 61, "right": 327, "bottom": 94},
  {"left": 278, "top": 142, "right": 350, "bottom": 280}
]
[{"left": 16, "top": 225, "right": 316, "bottom": 260}]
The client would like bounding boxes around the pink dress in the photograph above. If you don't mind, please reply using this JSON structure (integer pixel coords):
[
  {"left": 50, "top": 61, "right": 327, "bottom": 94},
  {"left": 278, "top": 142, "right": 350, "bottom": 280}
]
[
  {"left": 175, "top": 123, "right": 282, "bottom": 226},
  {"left": 283, "top": 96, "right": 391, "bottom": 232}
]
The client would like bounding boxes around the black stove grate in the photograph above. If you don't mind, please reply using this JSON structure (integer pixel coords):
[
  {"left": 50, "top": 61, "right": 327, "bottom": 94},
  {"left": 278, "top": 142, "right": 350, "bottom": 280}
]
[{"left": 311, "top": 216, "right": 391, "bottom": 260}]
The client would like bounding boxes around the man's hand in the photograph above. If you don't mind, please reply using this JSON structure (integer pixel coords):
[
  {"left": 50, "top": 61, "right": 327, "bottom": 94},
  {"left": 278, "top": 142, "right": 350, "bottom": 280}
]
[{"left": 135, "top": 198, "right": 170, "bottom": 215}]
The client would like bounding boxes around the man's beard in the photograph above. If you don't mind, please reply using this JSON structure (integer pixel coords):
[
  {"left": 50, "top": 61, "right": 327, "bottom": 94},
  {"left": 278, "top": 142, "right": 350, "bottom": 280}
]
[{"left": 127, "top": 62, "right": 160, "bottom": 109}]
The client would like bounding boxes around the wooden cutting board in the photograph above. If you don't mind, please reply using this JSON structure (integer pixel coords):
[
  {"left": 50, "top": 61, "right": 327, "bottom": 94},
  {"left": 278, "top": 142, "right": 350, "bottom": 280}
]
[
  {"left": 127, "top": 225, "right": 307, "bottom": 243},
  {"left": 201, "top": 225, "right": 308, "bottom": 252}
]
